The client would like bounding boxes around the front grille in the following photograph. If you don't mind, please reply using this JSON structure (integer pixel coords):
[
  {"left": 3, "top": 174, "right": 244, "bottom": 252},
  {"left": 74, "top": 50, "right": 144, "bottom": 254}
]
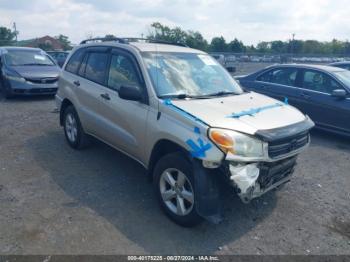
[
  {"left": 268, "top": 131, "right": 309, "bottom": 159},
  {"left": 258, "top": 157, "right": 297, "bottom": 189},
  {"left": 26, "top": 77, "right": 58, "bottom": 84},
  {"left": 29, "top": 88, "right": 57, "bottom": 93}
]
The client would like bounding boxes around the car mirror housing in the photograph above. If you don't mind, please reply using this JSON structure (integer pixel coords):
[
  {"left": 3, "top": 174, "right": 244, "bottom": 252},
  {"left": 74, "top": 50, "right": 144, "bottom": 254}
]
[
  {"left": 118, "top": 85, "right": 143, "bottom": 101},
  {"left": 331, "top": 89, "right": 347, "bottom": 99}
]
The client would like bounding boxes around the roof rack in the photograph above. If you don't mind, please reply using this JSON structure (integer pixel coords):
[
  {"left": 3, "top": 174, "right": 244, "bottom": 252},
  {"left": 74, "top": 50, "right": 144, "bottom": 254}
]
[
  {"left": 79, "top": 37, "right": 188, "bottom": 47},
  {"left": 80, "top": 37, "right": 127, "bottom": 45},
  {"left": 125, "top": 38, "right": 188, "bottom": 47}
]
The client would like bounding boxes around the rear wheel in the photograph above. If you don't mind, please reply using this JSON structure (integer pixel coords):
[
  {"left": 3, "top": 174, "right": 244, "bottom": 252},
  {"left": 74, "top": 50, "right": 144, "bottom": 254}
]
[
  {"left": 154, "top": 153, "right": 203, "bottom": 227},
  {"left": 63, "top": 105, "right": 90, "bottom": 149}
]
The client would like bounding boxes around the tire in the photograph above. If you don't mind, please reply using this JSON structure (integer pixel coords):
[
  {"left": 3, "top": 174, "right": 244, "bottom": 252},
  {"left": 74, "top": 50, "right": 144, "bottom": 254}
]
[
  {"left": 0, "top": 79, "right": 14, "bottom": 99},
  {"left": 153, "top": 152, "right": 203, "bottom": 227},
  {"left": 63, "top": 105, "right": 90, "bottom": 149}
]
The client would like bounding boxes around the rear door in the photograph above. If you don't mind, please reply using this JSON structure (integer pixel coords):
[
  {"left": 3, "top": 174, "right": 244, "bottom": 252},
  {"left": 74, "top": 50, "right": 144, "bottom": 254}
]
[
  {"left": 296, "top": 69, "right": 350, "bottom": 133},
  {"left": 249, "top": 67, "right": 300, "bottom": 104},
  {"left": 71, "top": 47, "right": 112, "bottom": 136}
]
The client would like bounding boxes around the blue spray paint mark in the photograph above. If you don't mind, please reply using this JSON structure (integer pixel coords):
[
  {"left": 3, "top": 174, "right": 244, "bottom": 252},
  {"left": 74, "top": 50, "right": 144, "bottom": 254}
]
[
  {"left": 194, "top": 126, "right": 201, "bottom": 134},
  {"left": 228, "top": 99, "right": 289, "bottom": 118},
  {"left": 162, "top": 99, "right": 208, "bottom": 126},
  {"left": 186, "top": 138, "right": 212, "bottom": 158}
]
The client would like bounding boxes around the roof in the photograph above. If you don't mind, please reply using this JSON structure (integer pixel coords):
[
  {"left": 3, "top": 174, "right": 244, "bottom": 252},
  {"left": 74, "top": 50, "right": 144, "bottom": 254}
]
[
  {"left": 329, "top": 61, "right": 350, "bottom": 66},
  {"left": 0, "top": 46, "right": 41, "bottom": 52},
  {"left": 267, "top": 63, "right": 347, "bottom": 72},
  {"left": 129, "top": 42, "right": 205, "bottom": 53},
  {"left": 77, "top": 40, "right": 205, "bottom": 54}
]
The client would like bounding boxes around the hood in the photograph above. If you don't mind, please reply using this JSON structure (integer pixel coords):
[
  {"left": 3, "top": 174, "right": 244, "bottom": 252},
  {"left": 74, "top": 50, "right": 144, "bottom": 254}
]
[
  {"left": 11, "top": 65, "right": 60, "bottom": 79},
  {"left": 171, "top": 92, "right": 307, "bottom": 135}
]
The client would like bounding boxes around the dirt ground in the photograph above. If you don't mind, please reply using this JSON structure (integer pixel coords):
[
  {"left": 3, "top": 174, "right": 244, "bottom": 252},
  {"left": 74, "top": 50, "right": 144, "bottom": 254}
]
[{"left": 0, "top": 63, "right": 349, "bottom": 255}]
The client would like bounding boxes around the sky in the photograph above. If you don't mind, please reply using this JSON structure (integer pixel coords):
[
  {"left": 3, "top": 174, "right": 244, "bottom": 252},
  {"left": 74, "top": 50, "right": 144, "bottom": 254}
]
[{"left": 0, "top": 0, "right": 349, "bottom": 45}]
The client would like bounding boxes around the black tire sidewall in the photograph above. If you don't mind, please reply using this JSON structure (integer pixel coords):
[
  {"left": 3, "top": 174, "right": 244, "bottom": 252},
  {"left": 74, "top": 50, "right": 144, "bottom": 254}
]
[{"left": 153, "top": 152, "right": 202, "bottom": 227}]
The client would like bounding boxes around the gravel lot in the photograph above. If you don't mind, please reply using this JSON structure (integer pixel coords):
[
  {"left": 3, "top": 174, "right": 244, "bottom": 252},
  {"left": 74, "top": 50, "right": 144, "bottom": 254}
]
[{"left": 0, "top": 64, "right": 349, "bottom": 255}]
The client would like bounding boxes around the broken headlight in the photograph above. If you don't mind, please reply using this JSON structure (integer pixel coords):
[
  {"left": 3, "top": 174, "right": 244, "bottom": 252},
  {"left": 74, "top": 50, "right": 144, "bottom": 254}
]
[{"left": 209, "top": 128, "right": 267, "bottom": 158}]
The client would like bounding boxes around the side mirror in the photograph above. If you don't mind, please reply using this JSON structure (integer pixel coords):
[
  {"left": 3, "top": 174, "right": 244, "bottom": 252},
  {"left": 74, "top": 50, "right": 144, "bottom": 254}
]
[
  {"left": 118, "top": 85, "right": 143, "bottom": 101},
  {"left": 331, "top": 89, "right": 347, "bottom": 99}
]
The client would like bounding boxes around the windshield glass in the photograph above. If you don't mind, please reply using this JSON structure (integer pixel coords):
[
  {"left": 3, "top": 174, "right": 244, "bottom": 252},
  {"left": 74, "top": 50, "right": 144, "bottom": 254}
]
[
  {"left": 334, "top": 70, "right": 350, "bottom": 88},
  {"left": 142, "top": 52, "right": 243, "bottom": 98},
  {"left": 4, "top": 50, "right": 55, "bottom": 66}
]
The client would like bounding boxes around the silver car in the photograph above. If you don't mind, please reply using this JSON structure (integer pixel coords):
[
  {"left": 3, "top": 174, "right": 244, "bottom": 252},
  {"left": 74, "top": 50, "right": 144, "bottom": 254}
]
[
  {"left": 56, "top": 37, "right": 314, "bottom": 227},
  {"left": 0, "top": 47, "right": 60, "bottom": 98}
]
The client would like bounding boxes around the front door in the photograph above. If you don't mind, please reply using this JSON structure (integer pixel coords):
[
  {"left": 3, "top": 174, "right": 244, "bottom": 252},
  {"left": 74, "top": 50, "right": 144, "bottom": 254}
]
[
  {"left": 97, "top": 49, "right": 149, "bottom": 161},
  {"left": 297, "top": 69, "right": 350, "bottom": 133}
]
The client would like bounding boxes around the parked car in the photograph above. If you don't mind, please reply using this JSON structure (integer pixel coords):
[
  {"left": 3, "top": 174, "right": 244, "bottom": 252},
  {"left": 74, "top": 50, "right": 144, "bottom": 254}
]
[
  {"left": 329, "top": 61, "right": 350, "bottom": 71},
  {"left": 211, "top": 54, "right": 225, "bottom": 66},
  {"left": 56, "top": 37, "right": 314, "bottom": 227},
  {"left": 47, "top": 51, "right": 70, "bottom": 67},
  {"left": 0, "top": 47, "right": 60, "bottom": 98},
  {"left": 236, "top": 64, "right": 350, "bottom": 136}
]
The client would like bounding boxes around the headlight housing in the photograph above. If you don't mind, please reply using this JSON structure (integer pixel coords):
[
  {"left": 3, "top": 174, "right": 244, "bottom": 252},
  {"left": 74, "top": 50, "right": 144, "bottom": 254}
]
[
  {"left": 209, "top": 128, "right": 267, "bottom": 158},
  {"left": 3, "top": 69, "right": 26, "bottom": 83}
]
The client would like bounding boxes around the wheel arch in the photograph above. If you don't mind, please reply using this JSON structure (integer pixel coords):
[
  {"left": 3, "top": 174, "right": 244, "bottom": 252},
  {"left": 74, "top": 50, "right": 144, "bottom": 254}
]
[
  {"left": 59, "top": 98, "right": 73, "bottom": 126},
  {"left": 148, "top": 139, "right": 189, "bottom": 179}
]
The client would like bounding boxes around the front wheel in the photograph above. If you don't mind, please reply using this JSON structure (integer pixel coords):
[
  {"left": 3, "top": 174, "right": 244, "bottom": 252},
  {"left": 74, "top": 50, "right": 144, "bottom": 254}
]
[
  {"left": 0, "top": 79, "right": 14, "bottom": 99},
  {"left": 153, "top": 153, "right": 203, "bottom": 227}
]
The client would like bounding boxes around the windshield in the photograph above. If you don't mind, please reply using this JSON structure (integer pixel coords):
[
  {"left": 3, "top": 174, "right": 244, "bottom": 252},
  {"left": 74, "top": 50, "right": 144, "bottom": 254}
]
[
  {"left": 142, "top": 52, "right": 243, "bottom": 98},
  {"left": 334, "top": 70, "right": 350, "bottom": 88},
  {"left": 4, "top": 50, "right": 55, "bottom": 66}
]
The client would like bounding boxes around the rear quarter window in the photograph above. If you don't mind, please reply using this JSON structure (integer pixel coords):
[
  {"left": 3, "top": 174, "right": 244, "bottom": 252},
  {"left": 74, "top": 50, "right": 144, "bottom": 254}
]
[{"left": 65, "top": 49, "right": 85, "bottom": 74}]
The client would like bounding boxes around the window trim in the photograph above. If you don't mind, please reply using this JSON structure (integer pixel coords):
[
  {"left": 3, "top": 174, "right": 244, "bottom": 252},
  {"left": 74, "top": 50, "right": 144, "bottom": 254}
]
[{"left": 256, "top": 67, "right": 300, "bottom": 88}]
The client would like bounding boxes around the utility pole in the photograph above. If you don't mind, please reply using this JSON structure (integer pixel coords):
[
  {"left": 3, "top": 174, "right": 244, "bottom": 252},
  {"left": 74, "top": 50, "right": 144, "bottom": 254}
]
[
  {"left": 13, "top": 22, "right": 18, "bottom": 45},
  {"left": 291, "top": 33, "right": 295, "bottom": 57}
]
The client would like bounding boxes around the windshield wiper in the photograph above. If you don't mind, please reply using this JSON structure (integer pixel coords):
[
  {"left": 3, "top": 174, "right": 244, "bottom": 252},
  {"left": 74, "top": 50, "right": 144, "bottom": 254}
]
[
  {"left": 200, "top": 91, "right": 239, "bottom": 98},
  {"left": 19, "top": 63, "right": 52, "bottom": 66},
  {"left": 159, "top": 93, "right": 195, "bottom": 99}
]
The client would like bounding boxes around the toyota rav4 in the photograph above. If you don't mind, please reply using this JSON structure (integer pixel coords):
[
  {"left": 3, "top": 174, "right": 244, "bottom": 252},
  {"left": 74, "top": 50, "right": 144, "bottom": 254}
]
[{"left": 56, "top": 37, "right": 314, "bottom": 227}]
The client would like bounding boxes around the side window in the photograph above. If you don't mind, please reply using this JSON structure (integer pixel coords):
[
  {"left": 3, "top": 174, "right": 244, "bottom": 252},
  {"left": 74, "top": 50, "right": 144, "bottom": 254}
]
[
  {"left": 85, "top": 52, "right": 109, "bottom": 85},
  {"left": 65, "top": 49, "right": 84, "bottom": 74},
  {"left": 270, "top": 68, "right": 298, "bottom": 86},
  {"left": 257, "top": 70, "right": 272, "bottom": 82},
  {"left": 302, "top": 70, "right": 342, "bottom": 94},
  {"left": 107, "top": 54, "right": 141, "bottom": 90}
]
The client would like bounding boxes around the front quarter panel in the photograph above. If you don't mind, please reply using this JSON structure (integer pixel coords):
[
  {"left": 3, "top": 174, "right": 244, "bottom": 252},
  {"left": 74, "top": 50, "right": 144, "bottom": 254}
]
[{"left": 145, "top": 100, "right": 225, "bottom": 167}]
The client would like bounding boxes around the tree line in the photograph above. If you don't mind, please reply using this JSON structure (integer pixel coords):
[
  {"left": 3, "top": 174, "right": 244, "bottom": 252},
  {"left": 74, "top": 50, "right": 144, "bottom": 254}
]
[
  {"left": 2, "top": 22, "right": 350, "bottom": 55},
  {"left": 147, "top": 22, "right": 350, "bottom": 55}
]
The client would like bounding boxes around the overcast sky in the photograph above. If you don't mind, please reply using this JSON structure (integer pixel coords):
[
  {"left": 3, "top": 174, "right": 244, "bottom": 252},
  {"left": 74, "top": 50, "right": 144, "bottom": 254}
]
[{"left": 0, "top": 0, "right": 349, "bottom": 45}]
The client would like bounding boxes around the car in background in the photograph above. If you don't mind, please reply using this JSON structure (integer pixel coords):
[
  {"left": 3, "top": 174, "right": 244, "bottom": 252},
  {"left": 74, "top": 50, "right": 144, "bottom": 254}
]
[
  {"left": 47, "top": 51, "right": 70, "bottom": 67},
  {"left": 329, "top": 61, "right": 350, "bottom": 71},
  {"left": 211, "top": 54, "right": 225, "bottom": 66},
  {"left": 236, "top": 64, "right": 350, "bottom": 136},
  {"left": 211, "top": 54, "right": 236, "bottom": 73},
  {"left": 0, "top": 47, "right": 60, "bottom": 98}
]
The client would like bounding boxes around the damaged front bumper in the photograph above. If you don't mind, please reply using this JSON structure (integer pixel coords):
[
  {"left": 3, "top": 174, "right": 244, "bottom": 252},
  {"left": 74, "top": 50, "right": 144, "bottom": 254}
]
[{"left": 229, "top": 157, "right": 297, "bottom": 203}]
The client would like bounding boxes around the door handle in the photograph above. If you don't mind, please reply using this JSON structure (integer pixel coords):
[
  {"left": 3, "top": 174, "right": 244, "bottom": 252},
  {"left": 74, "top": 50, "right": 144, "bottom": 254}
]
[
  {"left": 100, "top": 93, "right": 110, "bottom": 100},
  {"left": 73, "top": 80, "right": 80, "bottom": 87}
]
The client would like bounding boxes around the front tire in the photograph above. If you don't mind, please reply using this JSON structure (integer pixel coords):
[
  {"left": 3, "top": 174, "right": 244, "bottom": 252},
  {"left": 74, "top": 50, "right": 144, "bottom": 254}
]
[
  {"left": 153, "top": 153, "right": 203, "bottom": 227},
  {"left": 63, "top": 105, "right": 90, "bottom": 149},
  {"left": 0, "top": 79, "right": 14, "bottom": 99}
]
